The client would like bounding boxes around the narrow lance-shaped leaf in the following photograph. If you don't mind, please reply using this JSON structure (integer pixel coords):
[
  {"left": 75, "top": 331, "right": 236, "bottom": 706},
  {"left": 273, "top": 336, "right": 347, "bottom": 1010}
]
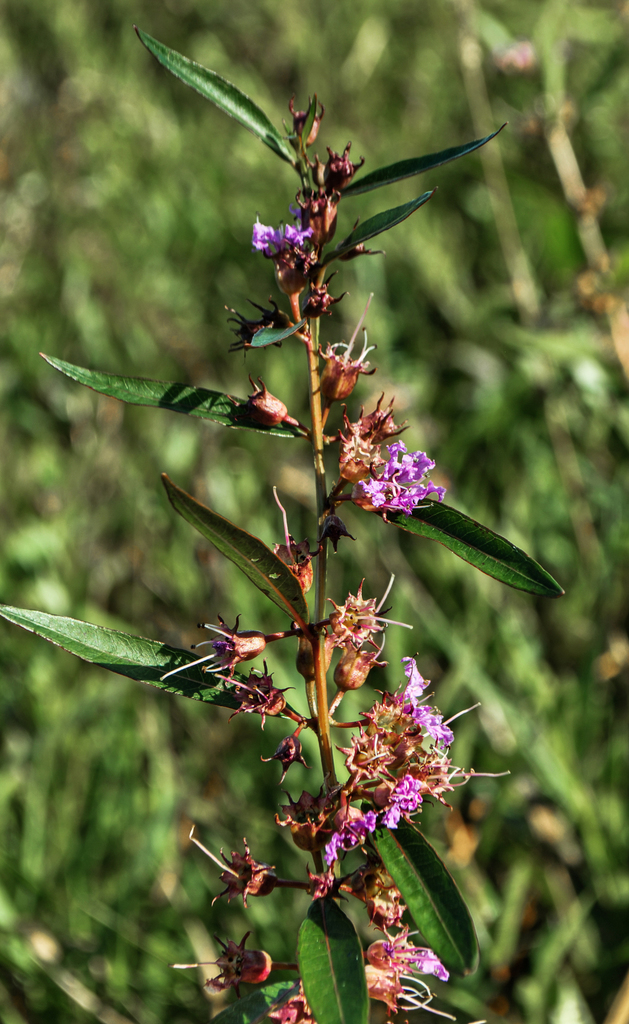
[
  {"left": 383, "top": 501, "right": 564, "bottom": 598},
  {"left": 41, "top": 354, "right": 305, "bottom": 438},
  {"left": 250, "top": 319, "right": 307, "bottom": 349},
  {"left": 211, "top": 981, "right": 301, "bottom": 1024},
  {"left": 135, "top": 28, "right": 295, "bottom": 166},
  {"left": 162, "top": 475, "right": 310, "bottom": 630},
  {"left": 297, "top": 899, "right": 369, "bottom": 1024},
  {"left": 342, "top": 126, "right": 506, "bottom": 197},
  {"left": 0, "top": 605, "right": 242, "bottom": 709},
  {"left": 323, "top": 191, "right": 435, "bottom": 264},
  {"left": 374, "top": 821, "right": 479, "bottom": 975}
]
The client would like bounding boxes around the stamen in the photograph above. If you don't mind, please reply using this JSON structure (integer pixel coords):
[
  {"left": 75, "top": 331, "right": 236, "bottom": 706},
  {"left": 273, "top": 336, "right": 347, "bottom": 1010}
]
[
  {"left": 188, "top": 826, "right": 241, "bottom": 877},
  {"left": 375, "top": 615, "right": 413, "bottom": 630},
  {"left": 346, "top": 291, "right": 373, "bottom": 352},
  {"left": 170, "top": 961, "right": 215, "bottom": 969},
  {"left": 273, "top": 486, "right": 293, "bottom": 555},
  {"left": 160, "top": 652, "right": 217, "bottom": 681},
  {"left": 376, "top": 573, "right": 395, "bottom": 612},
  {"left": 443, "top": 703, "right": 481, "bottom": 725}
]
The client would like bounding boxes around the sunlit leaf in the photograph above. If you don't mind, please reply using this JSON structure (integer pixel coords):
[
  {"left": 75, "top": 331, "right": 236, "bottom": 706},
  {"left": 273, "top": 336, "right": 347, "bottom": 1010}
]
[
  {"left": 374, "top": 821, "right": 479, "bottom": 975},
  {"left": 342, "top": 127, "right": 506, "bottom": 197},
  {"left": 383, "top": 501, "right": 564, "bottom": 597},
  {"left": 41, "top": 354, "right": 305, "bottom": 438},
  {"left": 135, "top": 28, "right": 296, "bottom": 165},
  {"left": 297, "top": 899, "right": 368, "bottom": 1024},
  {"left": 323, "top": 191, "right": 435, "bottom": 264},
  {"left": 211, "top": 981, "right": 300, "bottom": 1024},
  {"left": 0, "top": 605, "right": 241, "bottom": 709},
  {"left": 251, "top": 319, "right": 307, "bottom": 348},
  {"left": 162, "top": 476, "right": 310, "bottom": 630}
]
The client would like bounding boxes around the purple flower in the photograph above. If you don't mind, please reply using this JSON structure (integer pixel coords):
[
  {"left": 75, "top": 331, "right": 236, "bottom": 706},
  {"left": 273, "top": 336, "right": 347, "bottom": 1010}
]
[
  {"left": 381, "top": 937, "right": 449, "bottom": 982},
  {"left": 252, "top": 213, "right": 313, "bottom": 257},
  {"left": 381, "top": 774, "right": 422, "bottom": 829},
  {"left": 402, "top": 657, "right": 454, "bottom": 748},
  {"left": 324, "top": 808, "right": 377, "bottom": 866},
  {"left": 402, "top": 656, "right": 428, "bottom": 702},
  {"left": 352, "top": 441, "right": 445, "bottom": 516}
]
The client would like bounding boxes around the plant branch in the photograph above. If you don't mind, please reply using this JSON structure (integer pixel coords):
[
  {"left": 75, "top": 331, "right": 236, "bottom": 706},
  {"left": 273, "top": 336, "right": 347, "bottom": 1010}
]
[{"left": 306, "top": 315, "right": 336, "bottom": 786}]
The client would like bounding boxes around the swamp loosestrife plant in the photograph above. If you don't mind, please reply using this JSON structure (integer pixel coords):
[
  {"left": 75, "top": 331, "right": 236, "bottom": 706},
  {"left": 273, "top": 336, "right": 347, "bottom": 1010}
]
[{"left": 0, "top": 28, "right": 565, "bottom": 1024}]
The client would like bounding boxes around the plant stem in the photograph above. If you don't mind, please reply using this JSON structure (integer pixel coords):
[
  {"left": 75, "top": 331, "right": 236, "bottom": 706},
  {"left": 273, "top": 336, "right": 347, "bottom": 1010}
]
[{"left": 306, "top": 316, "right": 336, "bottom": 787}]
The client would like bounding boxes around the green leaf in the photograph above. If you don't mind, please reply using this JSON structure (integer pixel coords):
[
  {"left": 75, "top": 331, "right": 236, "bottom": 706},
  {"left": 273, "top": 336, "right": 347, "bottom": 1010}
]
[
  {"left": 297, "top": 899, "right": 368, "bottom": 1024},
  {"left": 374, "top": 820, "right": 479, "bottom": 975},
  {"left": 135, "top": 28, "right": 296, "bottom": 166},
  {"left": 41, "top": 354, "right": 305, "bottom": 439},
  {"left": 162, "top": 475, "right": 310, "bottom": 630},
  {"left": 251, "top": 319, "right": 307, "bottom": 348},
  {"left": 323, "top": 191, "right": 435, "bottom": 264},
  {"left": 211, "top": 981, "right": 300, "bottom": 1024},
  {"left": 342, "top": 127, "right": 506, "bottom": 197},
  {"left": 0, "top": 605, "right": 242, "bottom": 709},
  {"left": 384, "top": 501, "right": 564, "bottom": 597}
]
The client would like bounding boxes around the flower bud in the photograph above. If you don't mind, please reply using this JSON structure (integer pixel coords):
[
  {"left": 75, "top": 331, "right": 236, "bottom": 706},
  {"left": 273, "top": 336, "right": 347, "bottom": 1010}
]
[
  {"left": 334, "top": 646, "right": 384, "bottom": 691},
  {"left": 262, "top": 731, "right": 310, "bottom": 783},
  {"left": 302, "top": 191, "right": 339, "bottom": 249},
  {"left": 319, "top": 514, "right": 355, "bottom": 553},
  {"left": 274, "top": 537, "right": 315, "bottom": 594},
  {"left": 324, "top": 143, "right": 364, "bottom": 193},
  {"left": 245, "top": 376, "right": 289, "bottom": 427},
  {"left": 204, "top": 934, "right": 272, "bottom": 995},
  {"left": 302, "top": 279, "right": 345, "bottom": 319},
  {"left": 288, "top": 95, "right": 324, "bottom": 147}
]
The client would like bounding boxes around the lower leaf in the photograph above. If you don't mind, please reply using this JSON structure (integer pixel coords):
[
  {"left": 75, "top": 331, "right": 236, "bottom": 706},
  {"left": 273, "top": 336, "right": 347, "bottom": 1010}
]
[
  {"left": 297, "top": 899, "right": 368, "bottom": 1024},
  {"left": 374, "top": 820, "right": 479, "bottom": 975}
]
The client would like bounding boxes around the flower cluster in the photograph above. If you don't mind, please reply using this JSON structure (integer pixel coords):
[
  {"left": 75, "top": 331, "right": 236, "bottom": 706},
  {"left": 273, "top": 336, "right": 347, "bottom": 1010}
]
[
  {"left": 323, "top": 657, "right": 461, "bottom": 866},
  {"left": 352, "top": 441, "right": 446, "bottom": 516}
]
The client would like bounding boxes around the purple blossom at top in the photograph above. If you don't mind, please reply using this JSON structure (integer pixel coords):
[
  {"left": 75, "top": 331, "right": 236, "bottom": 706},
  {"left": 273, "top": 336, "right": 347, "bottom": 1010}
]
[
  {"left": 252, "top": 212, "right": 313, "bottom": 257},
  {"left": 402, "top": 657, "right": 454, "bottom": 748},
  {"left": 324, "top": 809, "right": 377, "bottom": 866},
  {"left": 352, "top": 441, "right": 445, "bottom": 516},
  {"left": 381, "top": 774, "right": 423, "bottom": 829}
]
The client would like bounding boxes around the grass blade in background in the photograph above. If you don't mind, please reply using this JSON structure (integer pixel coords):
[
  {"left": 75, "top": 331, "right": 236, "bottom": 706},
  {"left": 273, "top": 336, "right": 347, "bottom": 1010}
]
[
  {"left": 162, "top": 475, "right": 310, "bottom": 629},
  {"left": 211, "top": 981, "right": 301, "bottom": 1024},
  {"left": 135, "top": 28, "right": 296, "bottom": 166},
  {"left": 384, "top": 501, "right": 564, "bottom": 597},
  {"left": 324, "top": 191, "right": 435, "bottom": 263},
  {"left": 342, "top": 126, "right": 506, "bottom": 196},
  {"left": 297, "top": 898, "right": 368, "bottom": 1024},
  {"left": 374, "top": 821, "right": 479, "bottom": 975},
  {"left": 41, "top": 355, "right": 305, "bottom": 438},
  {"left": 0, "top": 605, "right": 242, "bottom": 709}
]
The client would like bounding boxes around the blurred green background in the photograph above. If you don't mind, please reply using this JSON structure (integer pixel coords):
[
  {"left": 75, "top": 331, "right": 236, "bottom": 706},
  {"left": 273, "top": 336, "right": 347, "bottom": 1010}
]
[{"left": 1, "top": 0, "right": 628, "bottom": 1022}]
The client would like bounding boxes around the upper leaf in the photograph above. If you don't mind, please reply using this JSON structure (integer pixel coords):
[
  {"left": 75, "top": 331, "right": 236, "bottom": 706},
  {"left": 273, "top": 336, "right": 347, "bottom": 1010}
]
[
  {"left": 374, "top": 820, "right": 479, "bottom": 975},
  {"left": 250, "top": 319, "right": 307, "bottom": 348},
  {"left": 297, "top": 899, "right": 369, "bottom": 1024},
  {"left": 0, "top": 605, "right": 242, "bottom": 709},
  {"left": 383, "top": 500, "right": 564, "bottom": 597},
  {"left": 211, "top": 981, "right": 301, "bottom": 1024},
  {"left": 41, "top": 354, "right": 305, "bottom": 439},
  {"left": 323, "top": 191, "right": 435, "bottom": 264},
  {"left": 162, "top": 475, "right": 310, "bottom": 630},
  {"left": 135, "top": 28, "right": 296, "bottom": 166},
  {"left": 342, "top": 127, "right": 506, "bottom": 197}
]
